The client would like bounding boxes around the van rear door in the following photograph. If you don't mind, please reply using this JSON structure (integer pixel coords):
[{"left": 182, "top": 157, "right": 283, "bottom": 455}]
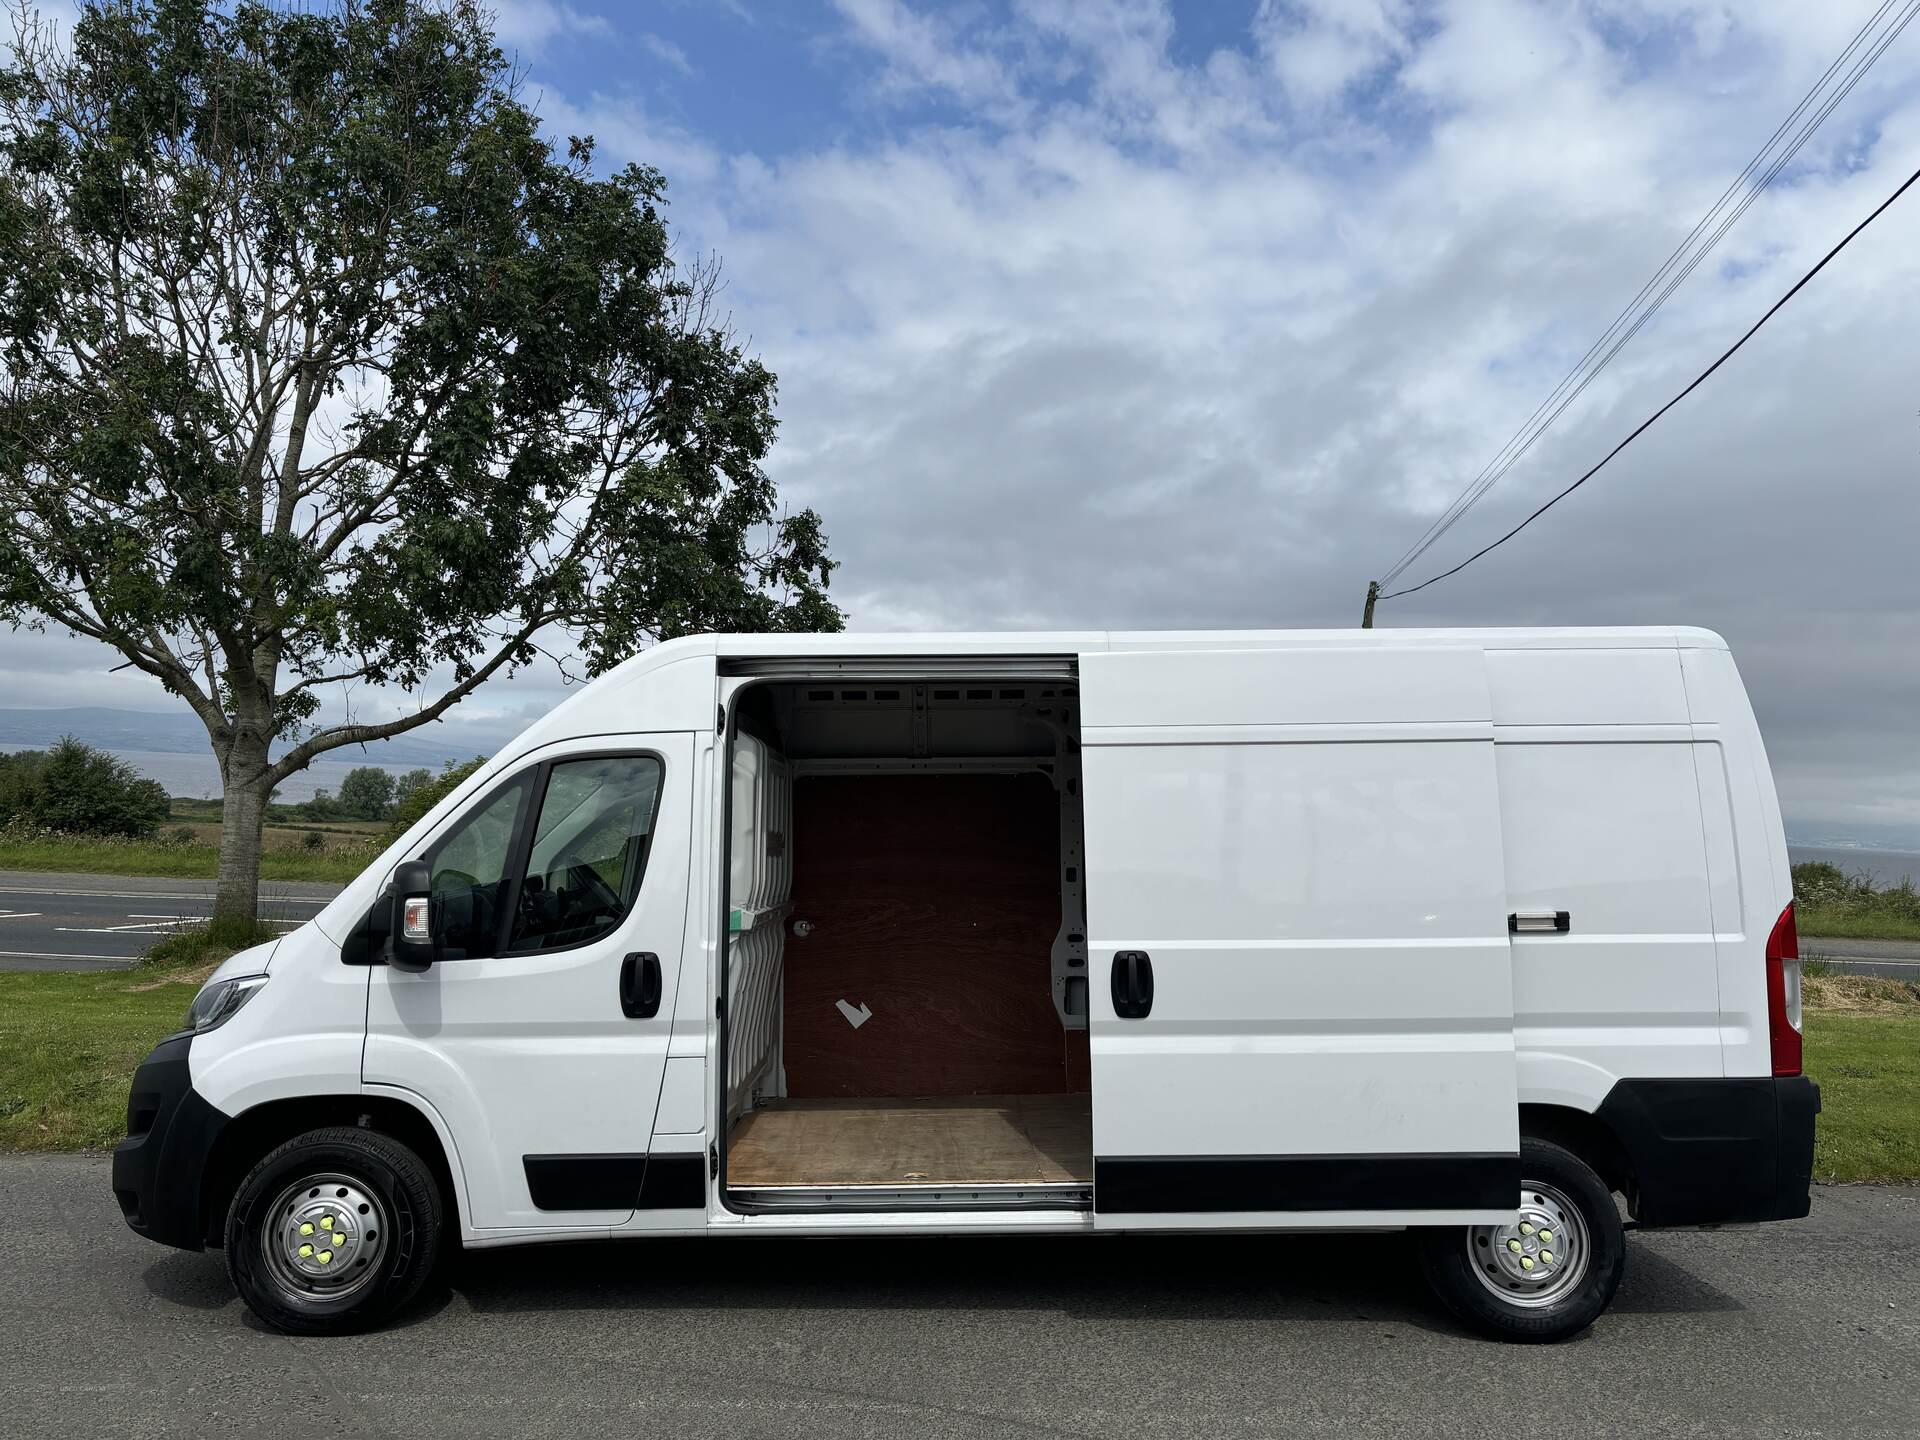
[{"left": 1079, "top": 644, "right": 1518, "bottom": 1227}]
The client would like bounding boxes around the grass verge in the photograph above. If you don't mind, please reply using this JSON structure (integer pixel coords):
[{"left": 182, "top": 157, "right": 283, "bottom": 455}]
[
  {"left": 0, "top": 924, "right": 277, "bottom": 1152},
  {"left": 0, "top": 830, "right": 368, "bottom": 883},
  {"left": 1802, "top": 974, "right": 1920, "bottom": 1183}
]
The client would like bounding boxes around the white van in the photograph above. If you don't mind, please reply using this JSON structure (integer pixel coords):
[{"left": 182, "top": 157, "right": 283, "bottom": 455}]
[{"left": 114, "top": 629, "right": 1817, "bottom": 1341}]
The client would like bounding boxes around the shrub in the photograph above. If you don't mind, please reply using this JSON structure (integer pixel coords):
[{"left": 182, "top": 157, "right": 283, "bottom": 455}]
[
  {"left": 164, "top": 825, "right": 197, "bottom": 847},
  {"left": 301, "top": 829, "right": 326, "bottom": 852},
  {"left": 5, "top": 737, "right": 169, "bottom": 838}
]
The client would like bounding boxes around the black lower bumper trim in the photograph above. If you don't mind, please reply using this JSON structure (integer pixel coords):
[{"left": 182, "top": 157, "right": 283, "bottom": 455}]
[
  {"left": 1597, "top": 1076, "right": 1820, "bottom": 1227},
  {"left": 1094, "top": 1152, "right": 1519, "bottom": 1214},
  {"left": 111, "top": 1033, "right": 229, "bottom": 1251}
]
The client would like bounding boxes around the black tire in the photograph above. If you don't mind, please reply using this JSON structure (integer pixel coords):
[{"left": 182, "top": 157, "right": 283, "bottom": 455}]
[
  {"left": 1417, "top": 1136, "right": 1625, "bottom": 1342},
  {"left": 225, "top": 1125, "right": 443, "bottom": 1335}
]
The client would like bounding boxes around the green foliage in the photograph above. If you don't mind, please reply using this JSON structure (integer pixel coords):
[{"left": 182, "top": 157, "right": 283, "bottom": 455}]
[
  {"left": 0, "top": 0, "right": 842, "bottom": 922},
  {"left": 0, "top": 736, "right": 168, "bottom": 837},
  {"left": 393, "top": 767, "right": 434, "bottom": 805},
  {"left": 0, "top": 824, "right": 369, "bottom": 882},
  {"left": 1793, "top": 861, "right": 1920, "bottom": 942},
  {"left": 300, "top": 828, "right": 326, "bottom": 851},
  {"left": 382, "top": 755, "right": 487, "bottom": 844},
  {"left": 337, "top": 765, "right": 396, "bottom": 820}
]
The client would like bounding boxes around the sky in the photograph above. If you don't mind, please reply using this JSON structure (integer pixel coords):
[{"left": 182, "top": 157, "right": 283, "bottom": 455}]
[{"left": 7, "top": 0, "right": 1920, "bottom": 845}]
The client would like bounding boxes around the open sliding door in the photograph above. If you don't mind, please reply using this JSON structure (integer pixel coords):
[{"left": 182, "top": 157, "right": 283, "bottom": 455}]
[{"left": 1080, "top": 644, "right": 1519, "bottom": 1228}]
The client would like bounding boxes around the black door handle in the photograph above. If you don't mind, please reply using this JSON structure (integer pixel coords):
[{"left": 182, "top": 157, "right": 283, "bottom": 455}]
[
  {"left": 620, "top": 952, "right": 662, "bottom": 1019},
  {"left": 1111, "top": 950, "right": 1153, "bottom": 1019}
]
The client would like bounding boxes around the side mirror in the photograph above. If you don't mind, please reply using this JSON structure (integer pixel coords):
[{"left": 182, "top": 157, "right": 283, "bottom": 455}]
[{"left": 388, "top": 859, "right": 436, "bottom": 972}]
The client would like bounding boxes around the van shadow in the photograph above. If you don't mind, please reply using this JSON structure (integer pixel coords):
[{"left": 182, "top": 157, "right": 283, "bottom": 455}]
[
  {"left": 140, "top": 1229, "right": 1747, "bottom": 1334},
  {"left": 440, "top": 1228, "right": 1743, "bottom": 1331}
]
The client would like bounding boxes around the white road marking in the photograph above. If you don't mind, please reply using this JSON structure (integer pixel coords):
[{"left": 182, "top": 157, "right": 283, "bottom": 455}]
[
  {"left": 0, "top": 948, "right": 134, "bottom": 961},
  {"left": 0, "top": 911, "right": 42, "bottom": 920},
  {"left": 0, "top": 886, "right": 331, "bottom": 903},
  {"left": 836, "top": 999, "right": 873, "bottom": 1029}
]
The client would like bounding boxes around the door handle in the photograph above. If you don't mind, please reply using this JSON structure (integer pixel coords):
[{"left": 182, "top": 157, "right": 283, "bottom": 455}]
[
  {"left": 620, "top": 952, "right": 662, "bottom": 1019},
  {"left": 1111, "top": 950, "right": 1154, "bottom": 1020}
]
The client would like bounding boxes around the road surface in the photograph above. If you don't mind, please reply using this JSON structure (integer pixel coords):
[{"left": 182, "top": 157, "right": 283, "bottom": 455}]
[
  {"left": 1800, "top": 936, "right": 1920, "bottom": 979},
  {"left": 0, "top": 870, "right": 342, "bottom": 970},
  {"left": 1, "top": 1155, "right": 1914, "bottom": 1438}
]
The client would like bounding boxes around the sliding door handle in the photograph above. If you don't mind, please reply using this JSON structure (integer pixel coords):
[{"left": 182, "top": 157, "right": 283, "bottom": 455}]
[{"left": 1111, "top": 950, "right": 1154, "bottom": 1020}]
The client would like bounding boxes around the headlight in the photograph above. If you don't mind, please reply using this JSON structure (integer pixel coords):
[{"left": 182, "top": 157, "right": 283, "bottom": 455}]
[{"left": 184, "top": 974, "right": 268, "bottom": 1035}]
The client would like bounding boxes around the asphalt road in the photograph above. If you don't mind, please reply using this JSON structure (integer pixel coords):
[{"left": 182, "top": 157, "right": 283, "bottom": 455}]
[
  {"left": 4, "top": 1156, "right": 1915, "bottom": 1438},
  {"left": 0, "top": 871, "right": 342, "bottom": 970},
  {"left": 1801, "top": 936, "right": 1920, "bottom": 979}
]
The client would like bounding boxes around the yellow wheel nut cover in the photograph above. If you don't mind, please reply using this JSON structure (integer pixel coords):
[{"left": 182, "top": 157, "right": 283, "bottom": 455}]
[
  {"left": 1541, "top": 1251, "right": 1554, "bottom": 1264},
  {"left": 299, "top": 1222, "right": 314, "bottom": 1236},
  {"left": 317, "top": 1250, "right": 333, "bottom": 1265},
  {"left": 297, "top": 1244, "right": 313, "bottom": 1258},
  {"left": 1507, "top": 1238, "right": 1523, "bottom": 1252},
  {"left": 1539, "top": 1230, "right": 1552, "bottom": 1242},
  {"left": 320, "top": 1216, "right": 334, "bottom": 1229},
  {"left": 1519, "top": 1257, "right": 1535, "bottom": 1271}
]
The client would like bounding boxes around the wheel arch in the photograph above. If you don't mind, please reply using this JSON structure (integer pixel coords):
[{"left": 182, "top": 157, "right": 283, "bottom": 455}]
[
  {"left": 1519, "top": 1103, "right": 1636, "bottom": 1206},
  {"left": 199, "top": 1092, "right": 463, "bottom": 1248}
]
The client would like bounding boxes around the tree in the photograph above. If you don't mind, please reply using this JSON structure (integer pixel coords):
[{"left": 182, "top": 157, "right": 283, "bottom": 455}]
[
  {"left": 13, "top": 735, "right": 170, "bottom": 836},
  {"left": 391, "top": 767, "right": 433, "bottom": 807},
  {"left": 382, "top": 754, "right": 483, "bottom": 844},
  {"left": 0, "top": 2, "right": 841, "bottom": 936},
  {"left": 337, "top": 764, "right": 394, "bottom": 820}
]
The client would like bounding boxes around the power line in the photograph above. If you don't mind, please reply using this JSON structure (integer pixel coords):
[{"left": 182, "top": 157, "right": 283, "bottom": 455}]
[
  {"left": 1377, "top": 0, "right": 1920, "bottom": 590},
  {"left": 1376, "top": 159, "right": 1920, "bottom": 605}
]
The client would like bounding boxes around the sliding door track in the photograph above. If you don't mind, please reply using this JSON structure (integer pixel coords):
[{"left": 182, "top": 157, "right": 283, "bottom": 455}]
[{"left": 728, "top": 1182, "right": 1093, "bottom": 1215}]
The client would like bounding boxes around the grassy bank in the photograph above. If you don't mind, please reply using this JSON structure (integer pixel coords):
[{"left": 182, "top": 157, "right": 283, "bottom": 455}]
[
  {"left": 1801, "top": 974, "right": 1920, "bottom": 1183},
  {"left": 0, "top": 827, "right": 371, "bottom": 883},
  {"left": 1794, "top": 861, "right": 1920, "bottom": 942}
]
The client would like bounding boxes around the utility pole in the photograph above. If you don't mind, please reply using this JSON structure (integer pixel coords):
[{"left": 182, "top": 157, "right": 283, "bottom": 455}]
[{"left": 1361, "top": 580, "right": 1379, "bottom": 629}]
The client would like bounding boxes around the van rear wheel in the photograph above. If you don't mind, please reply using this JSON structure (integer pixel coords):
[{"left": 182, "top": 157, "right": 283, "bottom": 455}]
[
  {"left": 225, "top": 1125, "right": 443, "bottom": 1335},
  {"left": 1418, "top": 1137, "right": 1624, "bottom": 1342}
]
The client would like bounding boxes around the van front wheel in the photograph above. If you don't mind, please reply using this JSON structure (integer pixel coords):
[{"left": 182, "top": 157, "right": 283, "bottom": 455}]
[
  {"left": 225, "top": 1126, "right": 443, "bottom": 1335},
  {"left": 1418, "top": 1137, "right": 1624, "bottom": 1342}
]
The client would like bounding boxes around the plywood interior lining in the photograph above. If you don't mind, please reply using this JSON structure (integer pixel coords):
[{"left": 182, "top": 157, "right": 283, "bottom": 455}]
[
  {"left": 727, "top": 1094, "right": 1092, "bottom": 1189},
  {"left": 783, "top": 772, "right": 1075, "bottom": 1097}
]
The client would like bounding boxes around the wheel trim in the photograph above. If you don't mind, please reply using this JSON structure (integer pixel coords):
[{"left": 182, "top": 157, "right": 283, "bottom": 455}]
[
  {"left": 259, "top": 1172, "right": 390, "bottom": 1310},
  {"left": 1466, "top": 1180, "right": 1590, "bottom": 1309}
]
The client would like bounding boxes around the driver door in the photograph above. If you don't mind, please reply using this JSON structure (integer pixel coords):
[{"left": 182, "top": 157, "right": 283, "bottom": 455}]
[{"left": 364, "top": 734, "right": 695, "bottom": 1231}]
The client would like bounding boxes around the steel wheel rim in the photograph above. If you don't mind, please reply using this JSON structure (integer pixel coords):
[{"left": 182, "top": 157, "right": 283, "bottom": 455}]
[
  {"left": 259, "top": 1172, "right": 389, "bottom": 1309},
  {"left": 1466, "top": 1180, "right": 1590, "bottom": 1309}
]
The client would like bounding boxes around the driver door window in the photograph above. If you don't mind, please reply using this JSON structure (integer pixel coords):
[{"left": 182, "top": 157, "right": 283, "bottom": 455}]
[
  {"left": 510, "top": 756, "right": 663, "bottom": 952},
  {"left": 423, "top": 752, "right": 664, "bottom": 960},
  {"left": 428, "top": 776, "right": 530, "bottom": 960}
]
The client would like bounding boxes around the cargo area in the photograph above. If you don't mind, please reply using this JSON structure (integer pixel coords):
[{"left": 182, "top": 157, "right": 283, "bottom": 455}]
[{"left": 722, "top": 675, "right": 1091, "bottom": 1207}]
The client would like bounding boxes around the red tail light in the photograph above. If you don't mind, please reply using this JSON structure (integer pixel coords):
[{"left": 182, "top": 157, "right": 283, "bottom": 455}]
[{"left": 1765, "top": 901, "right": 1802, "bottom": 1077}]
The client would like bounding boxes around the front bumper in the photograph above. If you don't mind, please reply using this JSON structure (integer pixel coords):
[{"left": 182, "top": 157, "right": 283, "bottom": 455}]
[
  {"left": 1598, "top": 1075, "right": 1820, "bottom": 1227},
  {"left": 111, "top": 1034, "right": 229, "bottom": 1251}
]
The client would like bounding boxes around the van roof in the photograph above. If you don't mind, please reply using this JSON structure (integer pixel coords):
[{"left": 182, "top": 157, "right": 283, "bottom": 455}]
[{"left": 674, "top": 625, "right": 1731, "bottom": 658}]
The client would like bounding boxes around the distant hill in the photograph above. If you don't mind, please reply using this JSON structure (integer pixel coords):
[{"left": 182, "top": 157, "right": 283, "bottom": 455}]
[{"left": 0, "top": 706, "right": 519, "bottom": 770}]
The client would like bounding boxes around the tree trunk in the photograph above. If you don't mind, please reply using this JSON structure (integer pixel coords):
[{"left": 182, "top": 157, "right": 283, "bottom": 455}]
[{"left": 212, "top": 737, "right": 272, "bottom": 944}]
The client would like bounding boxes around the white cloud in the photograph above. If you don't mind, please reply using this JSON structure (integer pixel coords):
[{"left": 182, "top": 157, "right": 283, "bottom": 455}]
[
  {"left": 15, "top": 0, "right": 1920, "bottom": 841},
  {"left": 641, "top": 32, "right": 694, "bottom": 75},
  {"left": 491, "top": 0, "right": 610, "bottom": 58}
]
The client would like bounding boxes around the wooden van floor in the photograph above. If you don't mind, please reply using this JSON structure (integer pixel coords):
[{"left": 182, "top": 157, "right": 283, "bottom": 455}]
[{"left": 726, "top": 1094, "right": 1092, "bottom": 1189}]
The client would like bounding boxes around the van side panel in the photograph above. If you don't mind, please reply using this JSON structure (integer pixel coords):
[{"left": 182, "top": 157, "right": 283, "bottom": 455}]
[{"left": 1498, "top": 739, "right": 1723, "bottom": 1100}]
